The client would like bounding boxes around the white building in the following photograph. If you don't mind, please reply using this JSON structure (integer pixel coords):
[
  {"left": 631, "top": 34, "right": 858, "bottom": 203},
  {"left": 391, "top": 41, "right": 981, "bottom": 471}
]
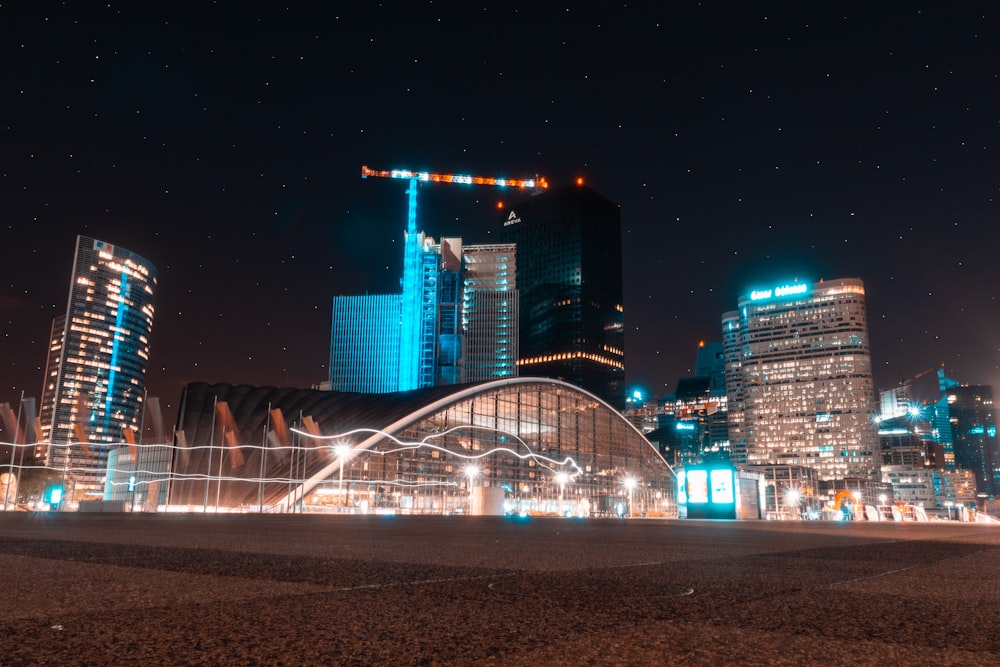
[
  {"left": 722, "top": 278, "right": 880, "bottom": 480},
  {"left": 882, "top": 465, "right": 977, "bottom": 508}
]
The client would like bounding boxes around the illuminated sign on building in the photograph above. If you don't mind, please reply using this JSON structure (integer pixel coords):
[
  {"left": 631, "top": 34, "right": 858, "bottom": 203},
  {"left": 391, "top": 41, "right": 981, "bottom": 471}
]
[
  {"left": 710, "top": 469, "right": 734, "bottom": 504},
  {"left": 503, "top": 211, "right": 522, "bottom": 226},
  {"left": 749, "top": 282, "right": 809, "bottom": 301},
  {"left": 687, "top": 469, "right": 708, "bottom": 504}
]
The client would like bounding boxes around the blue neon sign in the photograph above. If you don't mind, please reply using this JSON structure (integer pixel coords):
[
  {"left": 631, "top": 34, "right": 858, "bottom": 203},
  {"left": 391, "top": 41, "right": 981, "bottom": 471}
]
[{"left": 749, "top": 282, "right": 809, "bottom": 301}]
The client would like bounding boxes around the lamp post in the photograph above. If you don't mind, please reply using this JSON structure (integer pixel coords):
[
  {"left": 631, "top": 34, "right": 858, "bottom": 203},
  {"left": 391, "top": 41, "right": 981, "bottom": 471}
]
[
  {"left": 784, "top": 489, "right": 801, "bottom": 520},
  {"left": 464, "top": 464, "right": 479, "bottom": 514},
  {"left": 555, "top": 472, "right": 569, "bottom": 516},
  {"left": 334, "top": 443, "right": 352, "bottom": 509},
  {"left": 623, "top": 476, "right": 637, "bottom": 518}
]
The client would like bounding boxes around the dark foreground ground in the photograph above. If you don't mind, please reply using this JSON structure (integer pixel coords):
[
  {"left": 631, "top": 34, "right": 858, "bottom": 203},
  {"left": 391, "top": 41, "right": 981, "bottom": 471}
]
[{"left": 0, "top": 513, "right": 998, "bottom": 666}]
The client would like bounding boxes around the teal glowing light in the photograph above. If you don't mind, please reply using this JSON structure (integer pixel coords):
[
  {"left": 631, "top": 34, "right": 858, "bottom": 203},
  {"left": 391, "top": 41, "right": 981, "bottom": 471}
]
[
  {"left": 710, "top": 469, "right": 734, "bottom": 504},
  {"left": 675, "top": 422, "right": 696, "bottom": 431},
  {"left": 103, "top": 269, "right": 129, "bottom": 433},
  {"left": 398, "top": 176, "right": 421, "bottom": 390},
  {"left": 749, "top": 282, "right": 809, "bottom": 301}
]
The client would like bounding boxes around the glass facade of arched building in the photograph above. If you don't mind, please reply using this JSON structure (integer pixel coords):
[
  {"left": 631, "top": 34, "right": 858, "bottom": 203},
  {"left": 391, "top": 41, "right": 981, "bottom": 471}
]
[{"left": 168, "top": 378, "right": 677, "bottom": 517}]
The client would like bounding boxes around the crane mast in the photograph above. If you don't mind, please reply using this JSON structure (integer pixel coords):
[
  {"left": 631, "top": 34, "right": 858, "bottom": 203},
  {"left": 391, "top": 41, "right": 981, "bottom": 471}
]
[{"left": 360, "top": 165, "right": 546, "bottom": 391}]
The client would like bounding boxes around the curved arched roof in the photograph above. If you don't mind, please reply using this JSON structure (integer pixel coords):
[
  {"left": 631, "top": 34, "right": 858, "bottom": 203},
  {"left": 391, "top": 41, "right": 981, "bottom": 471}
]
[{"left": 170, "top": 377, "right": 671, "bottom": 510}]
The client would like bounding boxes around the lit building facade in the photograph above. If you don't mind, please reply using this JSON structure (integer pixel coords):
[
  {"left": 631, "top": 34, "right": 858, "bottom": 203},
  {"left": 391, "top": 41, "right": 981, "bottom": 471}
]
[
  {"left": 168, "top": 378, "right": 675, "bottom": 516},
  {"left": 328, "top": 294, "right": 402, "bottom": 393},
  {"left": 722, "top": 278, "right": 880, "bottom": 481},
  {"left": 878, "top": 415, "right": 932, "bottom": 468},
  {"left": 882, "top": 465, "right": 978, "bottom": 509},
  {"left": 721, "top": 312, "right": 747, "bottom": 464},
  {"left": 499, "top": 184, "right": 625, "bottom": 408},
  {"left": 40, "top": 236, "right": 157, "bottom": 501},
  {"left": 453, "top": 241, "right": 518, "bottom": 383},
  {"left": 946, "top": 385, "right": 1000, "bottom": 496},
  {"left": 329, "top": 237, "right": 517, "bottom": 392}
]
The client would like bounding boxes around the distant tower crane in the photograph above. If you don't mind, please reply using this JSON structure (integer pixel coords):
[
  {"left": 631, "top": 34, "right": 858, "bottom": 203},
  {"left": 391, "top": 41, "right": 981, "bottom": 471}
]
[
  {"left": 360, "top": 165, "right": 547, "bottom": 390},
  {"left": 361, "top": 165, "right": 547, "bottom": 235}
]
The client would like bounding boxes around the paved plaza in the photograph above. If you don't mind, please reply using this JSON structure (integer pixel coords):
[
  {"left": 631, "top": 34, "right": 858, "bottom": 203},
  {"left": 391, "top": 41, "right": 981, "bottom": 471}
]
[{"left": 1, "top": 513, "right": 998, "bottom": 665}]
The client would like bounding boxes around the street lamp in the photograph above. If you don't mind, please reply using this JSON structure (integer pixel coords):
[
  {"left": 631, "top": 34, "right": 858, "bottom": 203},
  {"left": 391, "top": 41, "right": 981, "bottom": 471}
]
[
  {"left": 464, "top": 464, "right": 479, "bottom": 514},
  {"left": 784, "top": 489, "right": 801, "bottom": 519},
  {"left": 334, "top": 443, "right": 353, "bottom": 507},
  {"left": 555, "top": 472, "right": 569, "bottom": 515},
  {"left": 464, "top": 464, "right": 479, "bottom": 491},
  {"left": 623, "top": 476, "right": 638, "bottom": 518}
]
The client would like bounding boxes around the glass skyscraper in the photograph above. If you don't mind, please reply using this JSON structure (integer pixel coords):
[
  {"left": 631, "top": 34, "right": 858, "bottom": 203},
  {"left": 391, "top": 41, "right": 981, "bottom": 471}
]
[
  {"left": 722, "top": 277, "right": 880, "bottom": 481},
  {"left": 946, "top": 385, "right": 999, "bottom": 496},
  {"left": 439, "top": 239, "right": 518, "bottom": 384},
  {"left": 328, "top": 294, "right": 402, "bottom": 393},
  {"left": 328, "top": 236, "right": 518, "bottom": 392},
  {"left": 499, "top": 184, "right": 625, "bottom": 408},
  {"left": 40, "top": 236, "right": 157, "bottom": 501}
]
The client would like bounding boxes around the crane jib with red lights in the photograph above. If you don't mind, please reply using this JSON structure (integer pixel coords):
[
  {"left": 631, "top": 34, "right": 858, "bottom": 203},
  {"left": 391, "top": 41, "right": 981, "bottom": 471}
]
[{"left": 361, "top": 165, "right": 548, "bottom": 190}]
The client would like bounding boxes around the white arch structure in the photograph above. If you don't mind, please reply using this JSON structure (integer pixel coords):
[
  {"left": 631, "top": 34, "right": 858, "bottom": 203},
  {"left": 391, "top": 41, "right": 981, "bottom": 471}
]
[{"left": 272, "top": 377, "right": 676, "bottom": 511}]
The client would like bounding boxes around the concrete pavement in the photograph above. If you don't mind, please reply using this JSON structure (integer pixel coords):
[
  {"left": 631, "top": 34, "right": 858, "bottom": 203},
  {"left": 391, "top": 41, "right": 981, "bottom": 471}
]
[{"left": 0, "top": 513, "right": 998, "bottom": 665}]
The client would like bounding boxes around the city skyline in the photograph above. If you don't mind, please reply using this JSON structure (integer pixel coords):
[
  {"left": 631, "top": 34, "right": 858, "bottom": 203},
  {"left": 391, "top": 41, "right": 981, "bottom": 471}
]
[{"left": 4, "top": 3, "right": 999, "bottom": 419}]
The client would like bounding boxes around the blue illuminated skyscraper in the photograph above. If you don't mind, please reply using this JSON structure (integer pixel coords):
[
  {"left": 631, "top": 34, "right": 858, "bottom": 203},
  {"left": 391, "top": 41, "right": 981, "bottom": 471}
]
[
  {"left": 40, "top": 236, "right": 157, "bottom": 501},
  {"left": 328, "top": 235, "right": 518, "bottom": 392},
  {"left": 328, "top": 294, "right": 402, "bottom": 393}
]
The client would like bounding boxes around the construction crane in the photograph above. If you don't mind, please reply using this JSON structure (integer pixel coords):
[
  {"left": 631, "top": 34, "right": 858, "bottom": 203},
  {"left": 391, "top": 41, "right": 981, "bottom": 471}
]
[
  {"left": 361, "top": 165, "right": 547, "bottom": 237},
  {"left": 361, "top": 165, "right": 547, "bottom": 190},
  {"left": 361, "top": 165, "right": 547, "bottom": 391}
]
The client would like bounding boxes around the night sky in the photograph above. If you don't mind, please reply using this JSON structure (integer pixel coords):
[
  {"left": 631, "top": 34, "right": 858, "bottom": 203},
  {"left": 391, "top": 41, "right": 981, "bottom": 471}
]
[{"left": 3, "top": 2, "right": 999, "bottom": 421}]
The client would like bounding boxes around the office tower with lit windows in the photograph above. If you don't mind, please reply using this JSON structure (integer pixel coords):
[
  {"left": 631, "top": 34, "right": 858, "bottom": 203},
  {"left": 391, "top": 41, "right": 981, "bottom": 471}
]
[
  {"left": 499, "top": 184, "right": 625, "bottom": 408},
  {"left": 945, "top": 385, "right": 1000, "bottom": 496},
  {"left": 40, "top": 236, "right": 157, "bottom": 501},
  {"left": 328, "top": 236, "right": 518, "bottom": 392},
  {"left": 721, "top": 312, "right": 747, "bottom": 464},
  {"left": 451, "top": 240, "right": 518, "bottom": 383},
  {"left": 721, "top": 277, "right": 880, "bottom": 481}
]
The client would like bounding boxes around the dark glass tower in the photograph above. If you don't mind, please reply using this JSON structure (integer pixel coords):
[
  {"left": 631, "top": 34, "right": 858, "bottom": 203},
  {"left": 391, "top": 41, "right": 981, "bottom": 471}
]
[
  {"left": 499, "top": 184, "right": 625, "bottom": 407},
  {"left": 946, "top": 385, "right": 1000, "bottom": 497}
]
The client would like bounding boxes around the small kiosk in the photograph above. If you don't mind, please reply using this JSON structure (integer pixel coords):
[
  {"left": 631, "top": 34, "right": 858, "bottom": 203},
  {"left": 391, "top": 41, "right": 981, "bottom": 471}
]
[{"left": 678, "top": 464, "right": 763, "bottom": 520}]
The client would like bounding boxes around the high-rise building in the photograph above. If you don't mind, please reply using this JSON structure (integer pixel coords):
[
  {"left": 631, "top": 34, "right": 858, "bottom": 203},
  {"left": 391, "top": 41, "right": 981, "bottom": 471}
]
[
  {"left": 695, "top": 341, "right": 726, "bottom": 394},
  {"left": 721, "top": 277, "right": 880, "bottom": 481},
  {"left": 721, "top": 312, "right": 748, "bottom": 464},
  {"left": 933, "top": 368, "right": 960, "bottom": 468},
  {"left": 328, "top": 294, "right": 402, "bottom": 393},
  {"left": 40, "top": 236, "right": 157, "bottom": 501},
  {"left": 328, "top": 235, "right": 518, "bottom": 392},
  {"left": 945, "top": 385, "right": 1000, "bottom": 496},
  {"left": 451, "top": 240, "right": 518, "bottom": 383},
  {"left": 499, "top": 184, "right": 625, "bottom": 407}
]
